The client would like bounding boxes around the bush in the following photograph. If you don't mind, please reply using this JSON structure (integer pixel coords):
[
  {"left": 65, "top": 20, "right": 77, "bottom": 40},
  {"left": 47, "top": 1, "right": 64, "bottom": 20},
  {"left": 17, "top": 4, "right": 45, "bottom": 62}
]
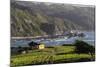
[
  {"left": 74, "top": 40, "right": 95, "bottom": 56},
  {"left": 62, "top": 44, "right": 73, "bottom": 46}
]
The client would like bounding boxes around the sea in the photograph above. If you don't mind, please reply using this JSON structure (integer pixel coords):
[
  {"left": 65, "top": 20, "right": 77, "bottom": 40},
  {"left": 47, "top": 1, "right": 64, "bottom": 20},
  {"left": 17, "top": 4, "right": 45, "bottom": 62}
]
[{"left": 11, "top": 32, "right": 95, "bottom": 47}]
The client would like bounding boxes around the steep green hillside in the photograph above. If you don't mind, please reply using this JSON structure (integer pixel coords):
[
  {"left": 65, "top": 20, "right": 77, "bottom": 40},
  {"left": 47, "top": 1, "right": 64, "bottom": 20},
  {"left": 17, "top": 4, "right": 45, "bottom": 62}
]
[{"left": 11, "top": 1, "right": 95, "bottom": 37}]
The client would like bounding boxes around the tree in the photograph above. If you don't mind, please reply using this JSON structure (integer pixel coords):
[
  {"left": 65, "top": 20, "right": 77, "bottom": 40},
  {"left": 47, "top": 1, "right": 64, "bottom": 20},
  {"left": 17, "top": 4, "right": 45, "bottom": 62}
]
[
  {"left": 28, "top": 41, "right": 39, "bottom": 49},
  {"left": 28, "top": 41, "right": 35, "bottom": 49},
  {"left": 17, "top": 46, "right": 23, "bottom": 54},
  {"left": 74, "top": 40, "right": 95, "bottom": 57}
]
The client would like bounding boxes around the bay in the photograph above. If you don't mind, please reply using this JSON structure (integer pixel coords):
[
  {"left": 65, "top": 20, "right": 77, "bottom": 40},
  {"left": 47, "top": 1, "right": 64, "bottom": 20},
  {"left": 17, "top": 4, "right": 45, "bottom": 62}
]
[{"left": 11, "top": 32, "right": 95, "bottom": 47}]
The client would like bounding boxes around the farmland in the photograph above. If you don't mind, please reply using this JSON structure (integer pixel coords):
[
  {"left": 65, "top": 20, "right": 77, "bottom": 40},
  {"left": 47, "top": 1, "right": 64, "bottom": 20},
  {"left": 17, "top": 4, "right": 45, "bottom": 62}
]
[{"left": 11, "top": 45, "right": 95, "bottom": 67}]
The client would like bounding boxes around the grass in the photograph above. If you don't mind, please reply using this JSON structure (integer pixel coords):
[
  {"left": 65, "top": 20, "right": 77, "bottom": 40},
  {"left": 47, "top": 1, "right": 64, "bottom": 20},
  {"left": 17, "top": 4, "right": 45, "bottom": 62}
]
[{"left": 11, "top": 46, "right": 95, "bottom": 67}]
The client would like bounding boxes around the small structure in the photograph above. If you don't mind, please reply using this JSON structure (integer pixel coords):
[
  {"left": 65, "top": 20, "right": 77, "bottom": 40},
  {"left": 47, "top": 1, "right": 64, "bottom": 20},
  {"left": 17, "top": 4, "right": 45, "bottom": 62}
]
[
  {"left": 21, "top": 50, "right": 27, "bottom": 54},
  {"left": 39, "top": 43, "right": 45, "bottom": 49},
  {"left": 28, "top": 41, "right": 45, "bottom": 49}
]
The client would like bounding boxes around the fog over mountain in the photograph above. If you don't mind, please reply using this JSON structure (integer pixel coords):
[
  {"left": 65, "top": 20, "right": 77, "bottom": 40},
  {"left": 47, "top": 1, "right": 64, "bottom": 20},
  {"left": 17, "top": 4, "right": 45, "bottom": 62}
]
[{"left": 11, "top": 1, "right": 95, "bottom": 37}]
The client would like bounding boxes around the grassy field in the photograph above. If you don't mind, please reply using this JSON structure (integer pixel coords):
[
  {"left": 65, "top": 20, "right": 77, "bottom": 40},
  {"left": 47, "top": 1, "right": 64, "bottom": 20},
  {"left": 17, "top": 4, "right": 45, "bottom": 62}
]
[{"left": 11, "top": 45, "right": 95, "bottom": 67}]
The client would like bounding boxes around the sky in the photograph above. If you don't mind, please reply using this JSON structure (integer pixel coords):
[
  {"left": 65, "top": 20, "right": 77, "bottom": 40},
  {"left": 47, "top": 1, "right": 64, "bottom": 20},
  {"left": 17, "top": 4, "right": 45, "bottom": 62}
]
[{"left": 19, "top": 0, "right": 95, "bottom": 5}]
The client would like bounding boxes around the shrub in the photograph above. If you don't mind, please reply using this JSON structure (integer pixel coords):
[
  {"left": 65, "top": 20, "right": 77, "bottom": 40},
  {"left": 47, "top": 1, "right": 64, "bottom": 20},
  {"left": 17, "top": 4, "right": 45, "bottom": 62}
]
[{"left": 74, "top": 40, "right": 95, "bottom": 57}]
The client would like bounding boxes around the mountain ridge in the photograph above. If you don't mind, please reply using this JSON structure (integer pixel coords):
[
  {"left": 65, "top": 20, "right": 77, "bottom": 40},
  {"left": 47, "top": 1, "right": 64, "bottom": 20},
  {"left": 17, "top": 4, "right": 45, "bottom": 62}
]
[{"left": 11, "top": 1, "right": 95, "bottom": 37}]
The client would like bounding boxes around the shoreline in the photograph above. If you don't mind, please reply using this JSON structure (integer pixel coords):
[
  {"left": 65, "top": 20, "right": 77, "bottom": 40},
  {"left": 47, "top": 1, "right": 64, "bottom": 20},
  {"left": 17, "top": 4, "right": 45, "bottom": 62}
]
[{"left": 11, "top": 31, "right": 94, "bottom": 40}]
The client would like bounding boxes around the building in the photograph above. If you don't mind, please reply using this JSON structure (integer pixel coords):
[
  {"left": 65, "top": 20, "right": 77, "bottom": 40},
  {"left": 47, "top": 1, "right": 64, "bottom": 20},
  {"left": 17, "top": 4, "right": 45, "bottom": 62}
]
[
  {"left": 38, "top": 43, "right": 45, "bottom": 49},
  {"left": 28, "top": 41, "right": 45, "bottom": 49}
]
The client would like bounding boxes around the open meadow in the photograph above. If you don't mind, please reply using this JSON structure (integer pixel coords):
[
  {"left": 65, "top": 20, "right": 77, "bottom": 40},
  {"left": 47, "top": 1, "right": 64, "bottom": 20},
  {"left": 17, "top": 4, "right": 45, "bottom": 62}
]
[{"left": 11, "top": 45, "right": 95, "bottom": 67}]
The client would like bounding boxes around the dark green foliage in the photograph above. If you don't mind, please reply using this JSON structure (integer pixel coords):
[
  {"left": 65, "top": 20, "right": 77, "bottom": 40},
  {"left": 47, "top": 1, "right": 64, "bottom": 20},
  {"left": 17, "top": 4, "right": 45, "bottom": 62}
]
[
  {"left": 17, "top": 46, "right": 29, "bottom": 54},
  {"left": 17, "top": 46, "right": 24, "bottom": 54},
  {"left": 74, "top": 40, "right": 95, "bottom": 56},
  {"left": 46, "top": 46, "right": 54, "bottom": 48},
  {"left": 62, "top": 44, "right": 73, "bottom": 46},
  {"left": 11, "top": 46, "right": 95, "bottom": 66},
  {"left": 28, "top": 41, "right": 39, "bottom": 49}
]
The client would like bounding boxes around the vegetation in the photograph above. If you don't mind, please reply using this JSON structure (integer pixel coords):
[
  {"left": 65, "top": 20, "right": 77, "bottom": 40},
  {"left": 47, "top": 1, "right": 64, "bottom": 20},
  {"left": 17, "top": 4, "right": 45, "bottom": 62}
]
[
  {"left": 11, "top": 45, "right": 95, "bottom": 67},
  {"left": 11, "top": 1, "right": 95, "bottom": 67},
  {"left": 11, "top": 1, "right": 95, "bottom": 37},
  {"left": 74, "top": 40, "right": 95, "bottom": 57}
]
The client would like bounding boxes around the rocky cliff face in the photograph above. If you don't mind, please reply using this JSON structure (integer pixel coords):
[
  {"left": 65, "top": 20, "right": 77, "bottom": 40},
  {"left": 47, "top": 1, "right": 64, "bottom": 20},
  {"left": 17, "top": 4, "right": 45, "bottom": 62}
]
[{"left": 11, "top": 1, "right": 95, "bottom": 37}]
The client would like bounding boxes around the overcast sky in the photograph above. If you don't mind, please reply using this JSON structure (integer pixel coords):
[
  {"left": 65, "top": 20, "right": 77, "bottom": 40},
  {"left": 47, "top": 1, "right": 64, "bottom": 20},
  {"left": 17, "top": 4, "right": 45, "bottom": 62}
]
[{"left": 19, "top": 0, "right": 95, "bottom": 5}]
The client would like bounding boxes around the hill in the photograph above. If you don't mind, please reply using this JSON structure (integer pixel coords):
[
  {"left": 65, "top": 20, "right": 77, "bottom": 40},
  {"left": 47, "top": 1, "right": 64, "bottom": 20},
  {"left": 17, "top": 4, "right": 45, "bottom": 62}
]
[{"left": 11, "top": 1, "right": 95, "bottom": 37}]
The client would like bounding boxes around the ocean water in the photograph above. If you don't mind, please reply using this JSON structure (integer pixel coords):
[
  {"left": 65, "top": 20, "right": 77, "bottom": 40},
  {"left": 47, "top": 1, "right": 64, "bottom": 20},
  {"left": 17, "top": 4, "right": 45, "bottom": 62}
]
[{"left": 11, "top": 32, "right": 95, "bottom": 47}]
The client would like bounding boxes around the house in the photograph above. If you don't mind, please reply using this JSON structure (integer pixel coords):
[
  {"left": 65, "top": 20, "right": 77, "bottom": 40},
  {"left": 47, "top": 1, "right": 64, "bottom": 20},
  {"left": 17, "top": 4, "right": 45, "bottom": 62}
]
[
  {"left": 38, "top": 43, "right": 45, "bottom": 49},
  {"left": 28, "top": 41, "right": 45, "bottom": 49}
]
